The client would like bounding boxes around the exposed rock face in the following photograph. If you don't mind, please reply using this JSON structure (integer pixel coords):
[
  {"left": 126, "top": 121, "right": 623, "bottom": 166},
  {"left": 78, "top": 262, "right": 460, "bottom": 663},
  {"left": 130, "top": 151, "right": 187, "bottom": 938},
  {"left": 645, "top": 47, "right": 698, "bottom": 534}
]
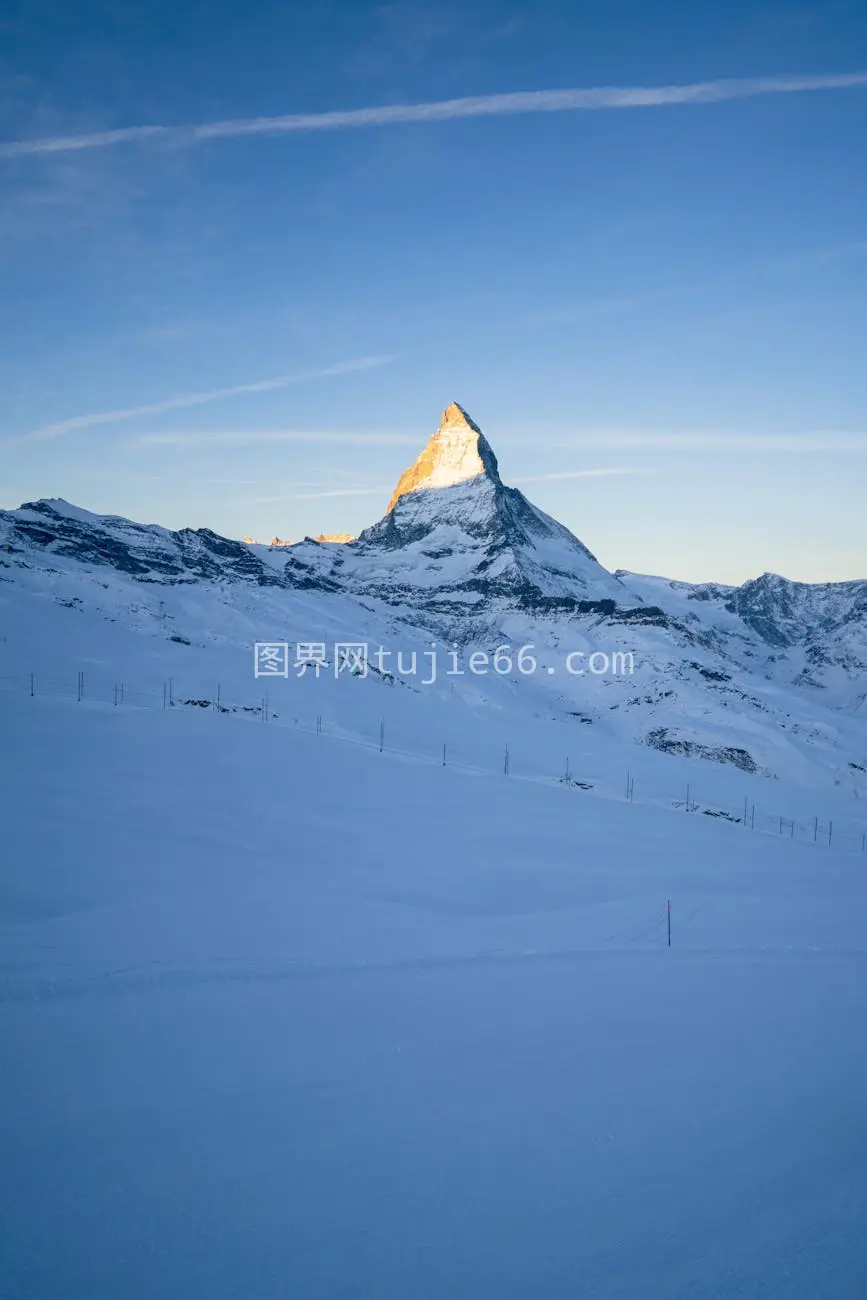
[
  {"left": 386, "top": 402, "right": 500, "bottom": 513},
  {"left": 2, "top": 403, "right": 866, "bottom": 786},
  {"left": 0, "top": 499, "right": 294, "bottom": 588}
]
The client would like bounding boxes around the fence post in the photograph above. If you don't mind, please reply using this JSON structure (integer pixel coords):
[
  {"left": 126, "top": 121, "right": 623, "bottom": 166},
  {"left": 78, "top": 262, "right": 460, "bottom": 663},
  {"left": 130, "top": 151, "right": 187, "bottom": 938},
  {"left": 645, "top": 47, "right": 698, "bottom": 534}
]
[
  {"left": 743, "top": 796, "right": 748, "bottom": 826},
  {"left": 29, "top": 672, "right": 34, "bottom": 698},
  {"left": 504, "top": 744, "right": 510, "bottom": 776},
  {"left": 379, "top": 719, "right": 384, "bottom": 753},
  {"left": 814, "top": 816, "right": 818, "bottom": 842},
  {"left": 751, "top": 804, "right": 755, "bottom": 831},
  {"left": 162, "top": 682, "right": 167, "bottom": 711},
  {"left": 564, "top": 755, "right": 570, "bottom": 784},
  {"left": 442, "top": 743, "right": 446, "bottom": 767},
  {"left": 667, "top": 899, "right": 671, "bottom": 949},
  {"left": 829, "top": 820, "right": 833, "bottom": 848},
  {"left": 686, "top": 783, "right": 690, "bottom": 812},
  {"left": 77, "top": 670, "right": 83, "bottom": 703},
  {"left": 168, "top": 677, "right": 172, "bottom": 707}
]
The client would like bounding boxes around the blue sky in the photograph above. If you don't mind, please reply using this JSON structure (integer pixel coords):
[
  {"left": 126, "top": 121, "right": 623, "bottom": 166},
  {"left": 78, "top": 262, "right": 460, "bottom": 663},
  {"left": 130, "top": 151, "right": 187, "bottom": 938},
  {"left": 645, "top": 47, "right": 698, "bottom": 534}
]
[{"left": 1, "top": 0, "right": 865, "bottom": 583}]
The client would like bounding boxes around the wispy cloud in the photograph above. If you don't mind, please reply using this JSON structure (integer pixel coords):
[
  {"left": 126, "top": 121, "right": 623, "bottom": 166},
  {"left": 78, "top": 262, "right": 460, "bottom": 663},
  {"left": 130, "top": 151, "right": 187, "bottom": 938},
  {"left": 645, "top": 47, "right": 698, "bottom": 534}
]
[
  {"left": 2, "top": 73, "right": 865, "bottom": 160},
  {"left": 512, "top": 467, "right": 656, "bottom": 484},
  {"left": 136, "top": 428, "right": 867, "bottom": 455},
  {"left": 250, "top": 485, "right": 393, "bottom": 503},
  {"left": 136, "top": 428, "right": 418, "bottom": 448},
  {"left": 12, "top": 355, "right": 396, "bottom": 444},
  {"left": 508, "top": 431, "right": 867, "bottom": 453},
  {"left": 250, "top": 469, "right": 656, "bottom": 505}
]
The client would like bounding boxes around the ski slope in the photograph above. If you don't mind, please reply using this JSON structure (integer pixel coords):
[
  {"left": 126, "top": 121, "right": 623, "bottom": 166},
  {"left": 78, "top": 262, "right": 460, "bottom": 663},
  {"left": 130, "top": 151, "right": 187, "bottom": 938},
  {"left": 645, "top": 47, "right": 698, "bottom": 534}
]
[{"left": 2, "top": 675, "right": 867, "bottom": 1298}]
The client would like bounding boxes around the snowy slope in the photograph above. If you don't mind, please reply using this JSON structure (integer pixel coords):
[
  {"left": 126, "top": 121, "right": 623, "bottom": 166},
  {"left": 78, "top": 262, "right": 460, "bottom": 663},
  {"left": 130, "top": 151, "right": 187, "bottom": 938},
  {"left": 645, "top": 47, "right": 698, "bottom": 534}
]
[
  {"left": 2, "top": 686, "right": 867, "bottom": 1298},
  {"left": 618, "top": 568, "right": 867, "bottom": 709},
  {"left": 4, "top": 398, "right": 867, "bottom": 1296},
  {"left": 2, "top": 403, "right": 866, "bottom": 793}
]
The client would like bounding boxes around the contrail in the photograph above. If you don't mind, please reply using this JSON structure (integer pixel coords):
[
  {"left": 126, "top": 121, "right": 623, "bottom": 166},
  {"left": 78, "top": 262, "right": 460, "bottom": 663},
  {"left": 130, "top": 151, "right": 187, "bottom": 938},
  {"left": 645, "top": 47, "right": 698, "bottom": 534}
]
[
  {"left": 16, "top": 355, "right": 396, "bottom": 443},
  {"left": 2, "top": 73, "right": 865, "bottom": 160},
  {"left": 512, "top": 467, "right": 656, "bottom": 484}
]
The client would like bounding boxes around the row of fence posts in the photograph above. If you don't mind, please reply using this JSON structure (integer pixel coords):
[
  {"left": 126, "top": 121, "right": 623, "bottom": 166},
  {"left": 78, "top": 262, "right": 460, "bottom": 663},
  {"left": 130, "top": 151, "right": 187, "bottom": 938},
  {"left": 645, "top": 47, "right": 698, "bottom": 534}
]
[{"left": 24, "top": 677, "right": 867, "bottom": 851}]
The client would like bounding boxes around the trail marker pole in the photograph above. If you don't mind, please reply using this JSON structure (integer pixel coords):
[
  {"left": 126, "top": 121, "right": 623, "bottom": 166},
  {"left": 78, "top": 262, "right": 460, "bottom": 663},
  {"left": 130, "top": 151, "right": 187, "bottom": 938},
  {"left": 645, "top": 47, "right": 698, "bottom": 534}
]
[
  {"left": 442, "top": 743, "right": 446, "bottom": 767},
  {"left": 667, "top": 899, "right": 671, "bottom": 949},
  {"left": 379, "top": 719, "right": 384, "bottom": 753},
  {"left": 814, "top": 816, "right": 818, "bottom": 842},
  {"left": 77, "top": 670, "right": 83, "bottom": 703}
]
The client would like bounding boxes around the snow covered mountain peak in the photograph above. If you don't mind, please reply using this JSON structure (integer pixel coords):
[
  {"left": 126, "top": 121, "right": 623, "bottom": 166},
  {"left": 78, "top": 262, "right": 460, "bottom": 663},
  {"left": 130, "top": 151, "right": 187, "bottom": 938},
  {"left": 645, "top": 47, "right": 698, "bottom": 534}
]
[{"left": 386, "top": 402, "right": 500, "bottom": 512}]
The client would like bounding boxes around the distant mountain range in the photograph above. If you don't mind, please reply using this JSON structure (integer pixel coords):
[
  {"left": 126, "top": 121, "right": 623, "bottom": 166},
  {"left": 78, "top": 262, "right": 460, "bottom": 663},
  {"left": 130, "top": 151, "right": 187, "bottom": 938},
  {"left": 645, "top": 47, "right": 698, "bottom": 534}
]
[{"left": 2, "top": 402, "right": 865, "bottom": 786}]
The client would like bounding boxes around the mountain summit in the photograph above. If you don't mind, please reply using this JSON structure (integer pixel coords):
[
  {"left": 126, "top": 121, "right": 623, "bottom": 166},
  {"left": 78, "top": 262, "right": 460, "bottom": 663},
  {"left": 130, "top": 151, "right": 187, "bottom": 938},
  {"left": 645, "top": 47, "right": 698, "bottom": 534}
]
[{"left": 386, "top": 403, "right": 500, "bottom": 512}]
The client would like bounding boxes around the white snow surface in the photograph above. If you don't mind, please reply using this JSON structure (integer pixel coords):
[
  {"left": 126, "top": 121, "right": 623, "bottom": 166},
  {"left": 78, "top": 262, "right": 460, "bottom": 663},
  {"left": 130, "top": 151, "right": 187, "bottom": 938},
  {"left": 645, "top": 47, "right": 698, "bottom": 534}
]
[
  {"left": 2, "top": 408, "right": 867, "bottom": 1297},
  {"left": 2, "top": 678, "right": 867, "bottom": 1299}
]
